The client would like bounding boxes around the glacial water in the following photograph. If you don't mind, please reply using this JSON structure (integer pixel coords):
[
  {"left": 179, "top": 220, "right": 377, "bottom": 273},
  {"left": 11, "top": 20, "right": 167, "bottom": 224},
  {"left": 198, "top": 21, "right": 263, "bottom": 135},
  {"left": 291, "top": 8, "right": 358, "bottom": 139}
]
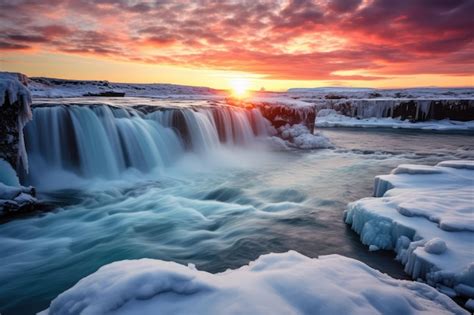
[{"left": 0, "top": 103, "right": 473, "bottom": 314}]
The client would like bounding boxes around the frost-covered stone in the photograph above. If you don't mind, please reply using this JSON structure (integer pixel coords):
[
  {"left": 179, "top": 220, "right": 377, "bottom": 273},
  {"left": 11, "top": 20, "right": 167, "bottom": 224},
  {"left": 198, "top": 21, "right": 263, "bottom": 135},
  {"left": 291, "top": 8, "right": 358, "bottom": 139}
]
[
  {"left": 345, "top": 161, "right": 474, "bottom": 298},
  {"left": 39, "top": 251, "right": 467, "bottom": 315}
]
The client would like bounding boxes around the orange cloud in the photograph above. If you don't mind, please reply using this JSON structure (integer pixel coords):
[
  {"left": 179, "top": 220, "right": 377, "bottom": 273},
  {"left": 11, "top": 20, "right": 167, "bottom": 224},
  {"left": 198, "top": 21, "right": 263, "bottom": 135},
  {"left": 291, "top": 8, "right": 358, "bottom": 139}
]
[{"left": 0, "top": 0, "right": 472, "bottom": 83}]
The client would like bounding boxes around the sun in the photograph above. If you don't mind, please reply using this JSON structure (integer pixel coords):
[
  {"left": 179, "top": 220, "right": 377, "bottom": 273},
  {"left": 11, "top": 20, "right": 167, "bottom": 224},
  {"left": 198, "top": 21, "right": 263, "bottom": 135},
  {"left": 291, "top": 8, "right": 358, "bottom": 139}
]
[{"left": 229, "top": 78, "right": 250, "bottom": 98}]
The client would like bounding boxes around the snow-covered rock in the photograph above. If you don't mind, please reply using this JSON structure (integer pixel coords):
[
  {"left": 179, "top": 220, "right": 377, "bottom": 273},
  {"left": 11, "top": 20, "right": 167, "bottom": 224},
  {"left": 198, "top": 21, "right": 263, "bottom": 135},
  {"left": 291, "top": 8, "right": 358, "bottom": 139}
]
[
  {"left": 277, "top": 124, "right": 333, "bottom": 149},
  {"left": 39, "top": 251, "right": 467, "bottom": 315},
  {"left": 345, "top": 160, "right": 474, "bottom": 299},
  {"left": 0, "top": 72, "right": 33, "bottom": 172},
  {"left": 29, "top": 77, "right": 221, "bottom": 99},
  {"left": 0, "top": 73, "right": 38, "bottom": 215},
  {"left": 0, "top": 158, "right": 37, "bottom": 215}
]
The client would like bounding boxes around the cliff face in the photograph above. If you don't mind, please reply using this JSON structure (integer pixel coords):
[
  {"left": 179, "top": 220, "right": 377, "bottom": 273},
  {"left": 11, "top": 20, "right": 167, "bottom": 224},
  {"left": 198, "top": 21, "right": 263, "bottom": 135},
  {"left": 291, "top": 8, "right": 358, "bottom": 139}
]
[
  {"left": 314, "top": 99, "right": 474, "bottom": 122},
  {"left": 0, "top": 72, "right": 37, "bottom": 216},
  {"left": 0, "top": 72, "right": 32, "bottom": 172}
]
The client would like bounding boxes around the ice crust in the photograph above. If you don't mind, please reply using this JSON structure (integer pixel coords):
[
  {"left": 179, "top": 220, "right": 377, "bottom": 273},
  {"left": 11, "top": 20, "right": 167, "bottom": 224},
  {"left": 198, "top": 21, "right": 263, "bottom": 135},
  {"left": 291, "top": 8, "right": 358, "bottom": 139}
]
[
  {"left": 345, "top": 160, "right": 474, "bottom": 298},
  {"left": 40, "top": 251, "right": 467, "bottom": 315}
]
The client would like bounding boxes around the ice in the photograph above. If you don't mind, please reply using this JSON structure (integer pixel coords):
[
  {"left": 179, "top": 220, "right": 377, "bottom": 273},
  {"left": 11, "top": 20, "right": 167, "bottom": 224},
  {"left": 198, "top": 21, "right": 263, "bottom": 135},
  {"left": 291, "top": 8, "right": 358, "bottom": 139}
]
[
  {"left": 424, "top": 238, "right": 447, "bottom": 255},
  {"left": 39, "top": 251, "right": 466, "bottom": 315},
  {"left": 316, "top": 110, "right": 474, "bottom": 131},
  {"left": 277, "top": 124, "right": 333, "bottom": 149},
  {"left": 466, "top": 299, "right": 474, "bottom": 312},
  {"left": 288, "top": 87, "right": 474, "bottom": 100},
  {"left": 345, "top": 160, "right": 474, "bottom": 298},
  {"left": 0, "top": 158, "right": 20, "bottom": 187},
  {"left": 0, "top": 72, "right": 31, "bottom": 106},
  {"left": 29, "top": 77, "right": 221, "bottom": 99}
]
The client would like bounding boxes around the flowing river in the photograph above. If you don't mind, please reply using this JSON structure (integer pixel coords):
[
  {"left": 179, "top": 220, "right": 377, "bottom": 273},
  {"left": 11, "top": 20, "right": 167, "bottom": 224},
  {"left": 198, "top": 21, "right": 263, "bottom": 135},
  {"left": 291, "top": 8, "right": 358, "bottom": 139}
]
[{"left": 1, "top": 100, "right": 473, "bottom": 314}]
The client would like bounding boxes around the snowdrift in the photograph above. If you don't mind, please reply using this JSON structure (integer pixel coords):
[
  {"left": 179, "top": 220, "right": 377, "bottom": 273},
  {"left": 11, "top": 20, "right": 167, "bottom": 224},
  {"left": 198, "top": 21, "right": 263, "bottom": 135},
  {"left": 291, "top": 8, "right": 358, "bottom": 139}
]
[{"left": 40, "top": 251, "right": 466, "bottom": 315}]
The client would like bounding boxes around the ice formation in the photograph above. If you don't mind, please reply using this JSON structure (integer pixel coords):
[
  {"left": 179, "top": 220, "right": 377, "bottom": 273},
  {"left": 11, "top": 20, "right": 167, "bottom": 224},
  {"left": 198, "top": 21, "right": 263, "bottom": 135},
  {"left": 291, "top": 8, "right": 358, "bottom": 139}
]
[
  {"left": 0, "top": 72, "right": 33, "bottom": 172},
  {"left": 316, "top": 109, "right": 474, "bottom": 131},
  {"left": 39, "top": 251, "right": 467, "bottom": 315},
  {"left": 0, "top": 73, "right": 37, "bottom": 214},
  {"left": 345, "top": 160, "right": 474, "bottom": 299},
  {"left": 277, "top": 124, "right": 333, "bottom": 149},
  {"left": 29, "top": 77, "right": 220, "bottom": 99},
  {"left": 0, "top": 158, "right": 37, "bottom": 215}
]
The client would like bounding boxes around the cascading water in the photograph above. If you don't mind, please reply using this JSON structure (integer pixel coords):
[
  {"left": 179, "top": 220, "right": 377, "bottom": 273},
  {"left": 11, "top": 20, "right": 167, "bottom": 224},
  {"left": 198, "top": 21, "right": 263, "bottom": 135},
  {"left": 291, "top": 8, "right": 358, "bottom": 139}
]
[{"left": 24, "top": 104, "right": 273, "bottom": 186}]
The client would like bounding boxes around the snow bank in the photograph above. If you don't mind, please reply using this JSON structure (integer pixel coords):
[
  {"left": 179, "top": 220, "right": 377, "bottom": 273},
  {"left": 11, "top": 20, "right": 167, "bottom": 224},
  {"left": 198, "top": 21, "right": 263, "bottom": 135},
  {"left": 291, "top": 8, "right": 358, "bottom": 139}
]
[
  {"left": 40, "top": 251, "right": 466, "bottom": 315},
  {"left": 316, "top": 110, "right": 474, "bottom": 131},
  {"left": 277, "top": 124, "right": 333, "bottom": 149},
  {"left": 345, "top": 160, "right": 474, "bottom": 299}
]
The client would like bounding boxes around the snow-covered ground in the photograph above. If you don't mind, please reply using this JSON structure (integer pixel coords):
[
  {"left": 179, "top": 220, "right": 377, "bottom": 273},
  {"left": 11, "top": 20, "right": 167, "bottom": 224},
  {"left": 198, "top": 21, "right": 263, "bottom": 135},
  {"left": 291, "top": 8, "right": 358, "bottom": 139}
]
[
  {"left": 29, "top": 77, "right": 224, "bottom": 99},
  {"left": 40, "top": 251, "right": 466, "bottom": 315},
  {"left": 316, "top": 109, "right": 474, "bottom": 131},
  {"left": 345, "top": 160, "right": 474, "bottom": 305},
  {"left": 287, "top": 87, "right": 474, "bottom": 100}
]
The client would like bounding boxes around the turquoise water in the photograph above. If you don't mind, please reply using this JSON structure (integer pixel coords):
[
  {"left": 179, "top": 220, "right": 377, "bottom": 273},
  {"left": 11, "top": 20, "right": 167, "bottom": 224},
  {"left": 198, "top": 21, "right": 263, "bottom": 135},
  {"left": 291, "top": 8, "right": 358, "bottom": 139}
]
[{"left": 1, "top": 128, "right": 473, "bottom": 314}]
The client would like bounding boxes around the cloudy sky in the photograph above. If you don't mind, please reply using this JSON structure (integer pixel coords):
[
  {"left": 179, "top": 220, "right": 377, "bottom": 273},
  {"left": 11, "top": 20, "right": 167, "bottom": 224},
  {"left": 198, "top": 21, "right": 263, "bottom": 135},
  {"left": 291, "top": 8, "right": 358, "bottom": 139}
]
[{"left": 1, "top": 0, "right": 473, "bottom": 90}]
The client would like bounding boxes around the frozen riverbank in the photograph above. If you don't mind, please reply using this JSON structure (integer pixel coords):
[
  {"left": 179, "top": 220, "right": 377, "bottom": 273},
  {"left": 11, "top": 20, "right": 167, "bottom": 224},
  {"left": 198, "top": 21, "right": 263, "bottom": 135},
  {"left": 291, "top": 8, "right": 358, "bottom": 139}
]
[
  {"left": 40, "top": 251, "right": 466, "bottom": 315},
  {"left": 316, "top": 110, "right": 474, "bottom": 131},
  {"left": 345, "top": 160, "right": 474, "bottom": 306}
]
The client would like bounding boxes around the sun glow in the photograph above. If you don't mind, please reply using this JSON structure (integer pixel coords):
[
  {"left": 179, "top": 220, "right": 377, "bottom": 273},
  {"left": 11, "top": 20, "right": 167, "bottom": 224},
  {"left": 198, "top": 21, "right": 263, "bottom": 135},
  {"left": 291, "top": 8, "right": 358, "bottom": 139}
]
[{"left": 229, "top": 78, "right": 250, "bottom": 98}]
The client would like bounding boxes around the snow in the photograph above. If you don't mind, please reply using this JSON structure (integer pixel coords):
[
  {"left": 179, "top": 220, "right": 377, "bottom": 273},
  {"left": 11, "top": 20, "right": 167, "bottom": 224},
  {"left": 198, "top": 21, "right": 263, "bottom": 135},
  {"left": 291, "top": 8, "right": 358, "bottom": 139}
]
[
  {"left": 424, "top": 238, "right": 448, "bottom": 255},
  {"left": 345, "top": 160, "right": 474, "bottom": 298},
  {"left": 316, "top": 110, "right": 474, "bottom": 131},
  {"left": 277, "top": 124, "right": 333, "bottom": 149},
  {"left": 39, "top": 251, "right": 467, "bottom": 315},
  {"left": 288, "top": 87, "right": 474, "bottom": 100},
  {"left": 466, "top": 299, "right": 474, "bottom": 311},
  {"left": 0, "top": 160, "right": 37, "bottom": 215},
  {"left": 0, "top": 72, "right": 31, "bottom": 106}
]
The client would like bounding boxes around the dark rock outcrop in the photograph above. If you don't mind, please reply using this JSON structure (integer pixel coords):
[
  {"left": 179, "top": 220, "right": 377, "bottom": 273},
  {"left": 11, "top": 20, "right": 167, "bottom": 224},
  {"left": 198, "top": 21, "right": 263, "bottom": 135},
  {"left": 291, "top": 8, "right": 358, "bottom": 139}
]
[
  {"left": 315, "top": 99, "right": 474, "bottom": 122},
  {"left": 0, "top": 72, "right": 39, "bottom": 216}
]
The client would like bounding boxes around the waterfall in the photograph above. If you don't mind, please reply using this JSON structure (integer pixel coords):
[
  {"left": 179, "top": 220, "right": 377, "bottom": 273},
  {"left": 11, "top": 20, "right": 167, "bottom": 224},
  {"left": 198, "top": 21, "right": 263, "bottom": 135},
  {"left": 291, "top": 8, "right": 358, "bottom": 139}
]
[{"left": 24, "top": 104, "right": 273, "bottom": 185}]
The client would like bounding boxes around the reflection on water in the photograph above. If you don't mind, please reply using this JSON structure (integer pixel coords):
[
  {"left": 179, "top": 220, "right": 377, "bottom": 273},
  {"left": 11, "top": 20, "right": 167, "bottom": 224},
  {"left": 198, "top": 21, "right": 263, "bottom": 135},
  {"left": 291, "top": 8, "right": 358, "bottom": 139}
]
[{"left": 1, "top": 129, "right": 473, "bottom": 315}]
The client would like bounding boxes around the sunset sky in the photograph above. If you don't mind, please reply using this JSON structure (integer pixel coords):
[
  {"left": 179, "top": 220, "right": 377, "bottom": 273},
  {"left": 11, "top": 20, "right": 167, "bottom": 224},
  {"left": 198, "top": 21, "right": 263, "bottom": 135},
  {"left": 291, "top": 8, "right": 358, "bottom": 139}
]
[{"left": 1, "top": 0, "right": 473, "bottom": 91}]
